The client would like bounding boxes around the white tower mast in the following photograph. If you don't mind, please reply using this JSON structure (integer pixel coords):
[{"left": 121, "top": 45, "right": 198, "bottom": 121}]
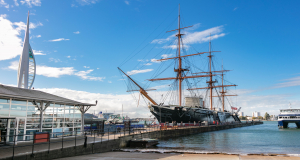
[{"left": 18, "top": 11, "right": 36, "bottom": 89}]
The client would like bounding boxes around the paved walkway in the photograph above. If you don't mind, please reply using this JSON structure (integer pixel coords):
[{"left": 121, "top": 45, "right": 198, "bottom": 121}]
[
  {"left": 0, "top": 127, "right": 160, "bottom": 159},
  {"left": 56, "top": 152, "right": 300, "bottom": 160},
  {"left": 0, "top": 125, "right": 238, "bottom": 159}
]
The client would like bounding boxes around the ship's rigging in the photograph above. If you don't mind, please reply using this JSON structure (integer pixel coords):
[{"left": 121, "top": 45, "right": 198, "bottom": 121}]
[{"left": 118, "top": 5, "right": 238, "bottom": 112}]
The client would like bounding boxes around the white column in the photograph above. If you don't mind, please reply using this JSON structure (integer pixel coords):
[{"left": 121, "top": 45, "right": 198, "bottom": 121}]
[{"left": 39, "top": 102, "right": 44, "bottom": 132}]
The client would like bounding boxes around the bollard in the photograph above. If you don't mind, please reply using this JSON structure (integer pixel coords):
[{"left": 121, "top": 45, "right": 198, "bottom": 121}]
[
  {"left": 84, "top": 132, "right": 87, "bottom": 148},
  {"left": 108, "top": 128, "right": 109, "bottom": 141}
]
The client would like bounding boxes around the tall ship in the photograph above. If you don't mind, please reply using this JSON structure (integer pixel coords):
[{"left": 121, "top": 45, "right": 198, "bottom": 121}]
[
  {"left": 278, "top": 109, "right": 300, "bottom": 128},
  {"left": 119, "top": 6, "right": 241, "bottom": 124}
]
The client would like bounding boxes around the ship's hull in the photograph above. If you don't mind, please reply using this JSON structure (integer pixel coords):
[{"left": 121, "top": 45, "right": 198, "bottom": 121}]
[{"left": 149, "top": 105, "right": 240, "bottom": 124}]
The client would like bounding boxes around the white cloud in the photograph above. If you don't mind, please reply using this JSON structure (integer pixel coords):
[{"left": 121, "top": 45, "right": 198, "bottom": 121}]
[
  {"left": 97, "top": 68, "right": 99, "bottom": 69},
  {"left": 74, "top": 69, "right": 105, "bottom": 81},
  {"left": 150, "top": 58, "right": 160, "bottom": 63},
  {"left": 124, "top": 0, "right": 129, "bottom": 5},
  {"left": 73, "top": 31, "right": 80, "bottom": 34},
  {"left": 83, "top": 66, "right": 90, "bottom": 68},
  {"left": 37, "top": 88, "right": 150, "bottom": 118},
  {"left": 273, "top": 76, "right": 300, "bottom": 88},
  {"left": 49, "top": 58, "right": 61, "bottom": 63},
  {"left": 36, "top": 35, "right": 41, "bottom": 38},
  {"left": 145, "top": 63, "right": 152, "bottom": 66},
  {"left": 0, "top": 14, "right": 7, "bottom": 18},
  {"left": 20, "top": 0, "right": 41, "bottom": 7},
  {"left": 33, "top": 50, "right": 45, "bottom": 55},
  {"left": 0, "top": 15, "right": 43, "bottom": 61},
  {"left": 67, "top": 56, "right": 71, "bottom": 58},
  {"left": 14, "top": 0, "right": 19, "bottom": 6},
  {"left": 49, "top": 38, "right": 70, "bottom": 42},
  {"left": 161, "top": 54, "right": 173, "bottom": 59},
  {"left": 127, "top": 69, "right": 153, "bottom": 75},
  {"left": 108, "top": 81, "right": 112, "bottom": 83},
  {"left": 234, "top": 7, "right": 238, "bottom": 11},
  {"left": 37, "top": 66, "right": 75, "bottom": 78},
  {"left": 0, "top": 0, "right": 9, "bottom": 8},
  {"left": 152, "top": 25, "right": 226, "bottom": 49},
  {"left": 8, "top": 61, "right": 105, "bottom": 80},
  {"left": 76, "top": 0, "right": 99, "bottom": 5}
]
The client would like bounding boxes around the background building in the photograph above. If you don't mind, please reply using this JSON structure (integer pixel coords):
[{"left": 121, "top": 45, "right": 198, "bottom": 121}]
[
  {"left": 252, "top": 111, "right": 261, "bottom": 117},
  {"left": 0, "top": 85, "right": 94, "bottom": 143},
  {"left": 238, "top": 112, "right": 244, "bottom": 117}
]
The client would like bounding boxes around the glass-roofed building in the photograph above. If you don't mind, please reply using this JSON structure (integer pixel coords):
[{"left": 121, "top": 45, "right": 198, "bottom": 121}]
[{"left": 0, "top": 85, "right": 95, "bottom": 143}]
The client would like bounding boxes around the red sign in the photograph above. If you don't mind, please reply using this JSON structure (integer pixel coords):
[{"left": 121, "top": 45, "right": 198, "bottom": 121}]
[
  {"left": 34, "top": 132, "right": 49, "bottom": 143},
  {"left": 231, "top": 107, "right": 237, "bottom": 110}
]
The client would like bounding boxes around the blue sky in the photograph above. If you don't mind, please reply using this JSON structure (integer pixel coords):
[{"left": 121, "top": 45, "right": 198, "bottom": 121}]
[{"left": 1, "top": 0, "right": 300, "bottom": 117}]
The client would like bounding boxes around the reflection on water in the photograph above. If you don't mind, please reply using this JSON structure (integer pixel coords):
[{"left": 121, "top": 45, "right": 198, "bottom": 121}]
[{"left": 156, "top": 121, "right": 300, "bottom": 154}]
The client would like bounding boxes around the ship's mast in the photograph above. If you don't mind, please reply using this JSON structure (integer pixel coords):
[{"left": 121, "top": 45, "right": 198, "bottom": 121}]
[
  {"left": 209, "top": 34, "right": 213, "bottom": 110},
  {"left": 178, "top": 4, "right": 183, "bottom": 106},
  {"left": 221, "top": 64, "right": 225, "bottom": 111}
]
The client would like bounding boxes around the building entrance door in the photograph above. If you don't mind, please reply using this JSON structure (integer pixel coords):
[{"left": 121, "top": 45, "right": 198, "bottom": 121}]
[{"left": 0, "top": 118, "right": 8, "bottom": 145}]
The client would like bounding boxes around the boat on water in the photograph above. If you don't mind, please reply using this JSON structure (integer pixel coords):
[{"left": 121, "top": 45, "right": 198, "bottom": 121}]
[
  {"left": 119, "top": 5, "right": 241, "bottom": 125},
  {"left": 278, "top": 109, "right": 300, "bottom": 128}
]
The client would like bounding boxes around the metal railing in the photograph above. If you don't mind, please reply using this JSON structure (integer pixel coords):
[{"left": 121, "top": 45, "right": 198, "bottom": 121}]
[{"left": 0, "top": 121, "right": 244, "bottom": 159}]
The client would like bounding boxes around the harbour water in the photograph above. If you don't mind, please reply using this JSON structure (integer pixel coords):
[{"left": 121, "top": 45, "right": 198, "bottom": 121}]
[{"left": 133, "top": 121, "right": 300, "bottom": 155}]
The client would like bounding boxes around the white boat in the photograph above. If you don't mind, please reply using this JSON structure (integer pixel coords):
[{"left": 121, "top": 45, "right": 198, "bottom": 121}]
[{"left": 278, "top": 109, "right": 300, "bottom": 128}]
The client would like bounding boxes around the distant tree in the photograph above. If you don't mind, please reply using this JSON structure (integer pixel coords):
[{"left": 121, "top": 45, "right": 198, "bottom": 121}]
[
  {"left": 257, "top": 116, "right": 263, "bottom": 120},
  {"left": 240, "top": 116, "right": 247, "bottom": 120},
  {"left": 252, "top": 117, "right": 257, "bottom": 119},
  {"left": 264, "top": 112, "right": 270, "bottom": 120}
]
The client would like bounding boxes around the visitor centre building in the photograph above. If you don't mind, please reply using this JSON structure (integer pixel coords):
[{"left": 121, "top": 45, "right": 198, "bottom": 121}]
[{"left": 0, "top": 85, "right": 95, "bottom": 143}]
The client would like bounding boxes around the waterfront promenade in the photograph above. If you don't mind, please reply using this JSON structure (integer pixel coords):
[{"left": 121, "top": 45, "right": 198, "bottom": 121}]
[
  {"left": 0, "top": 122, "right": 262, "bottom": 160},
  {"left": 57, "top": 152, "right": 300, "bottom": 160}
]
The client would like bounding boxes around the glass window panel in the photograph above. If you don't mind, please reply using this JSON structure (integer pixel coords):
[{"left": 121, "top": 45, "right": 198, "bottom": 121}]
[
  {"left": 42, "top": 123, "right": 53, "bottom": 128},
  {"left": 42, "top": 129, "right": 52, "bottom": 133},
  {"left": 74, "top": 109, "right": 81, "bottom": 114},
  {"left": 9, "top": 119, "right": 16, "bottom": 128},
  {"left": 0, "top": 104, "right": 10, "bottom": 110},
  {"left": 18, "top": 119, "right": 26, "bottom": 129},
  {"left": 44, "top": 107, "right": 54, "bottom": 117},
  {"left": 64, "top": 128, "right": 73, "bottom": 136},
  {"left": 74, "top": 113, "right": 81, "bottom": 118},
  {"left": 53, "top": 128, "right": 63, "bottom": 138},
  {"left": 17, "top": 129, "right": 24, "bottom": 141},
  {"left": 11, "top": 105, "right": 27, "bottom": 111},
  {"left": 55, "top": 104, "right": 64, "bottom": 108},
  {"left": 74, "top": 123, "right": 81, "bottom": 127},
  {"left": 64, "top": 118, "right": 74, "bottom": 122},
  {"left": 43, "top": 118, "right": 53, "bottom": 123},
  {"left": 0, "top": 110, "right": 9, "bottom": 117},
  {"left": 26, "top": 123, "right": 39, "bottom": 129},
  {"left": 11, "top": 100, "right": 27, "bottom": 105},
  {"left": 74, "top": 118, "right": 81, "bottom": 123},
  {"left": 27, "top": 106, "right": 36, "bottom": 111},
  {"left": 27, "top": 111, "right": 40, "bottom": 118},
  {"left": 53, "top": 119, "right": 64, "bottom": 128},
  {"left": 8, "top": 129, "right": 15, "bottom": 142},
  {"left": 10, "top": 111, "right": 26, "bottom": 117},
  {"left": 54, "top": 108, "right": 64, "bottom": 118},
  {"left": 65, "top": 123, "right": 74, "bottom": 127},
  {"left": 27, "top": 118, "right": 40, "bottom": 123},
  {"left": 0, "top": 98, "right": 10, "bottom": 103}
]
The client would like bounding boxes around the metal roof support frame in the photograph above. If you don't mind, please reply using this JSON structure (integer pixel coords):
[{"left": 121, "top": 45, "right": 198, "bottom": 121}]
[
  {"left": 33, "top": 101, "right": 51, "bottom": 132},
  {"left": 77, "top": 106, "right": 92, "bottom": 132}
]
